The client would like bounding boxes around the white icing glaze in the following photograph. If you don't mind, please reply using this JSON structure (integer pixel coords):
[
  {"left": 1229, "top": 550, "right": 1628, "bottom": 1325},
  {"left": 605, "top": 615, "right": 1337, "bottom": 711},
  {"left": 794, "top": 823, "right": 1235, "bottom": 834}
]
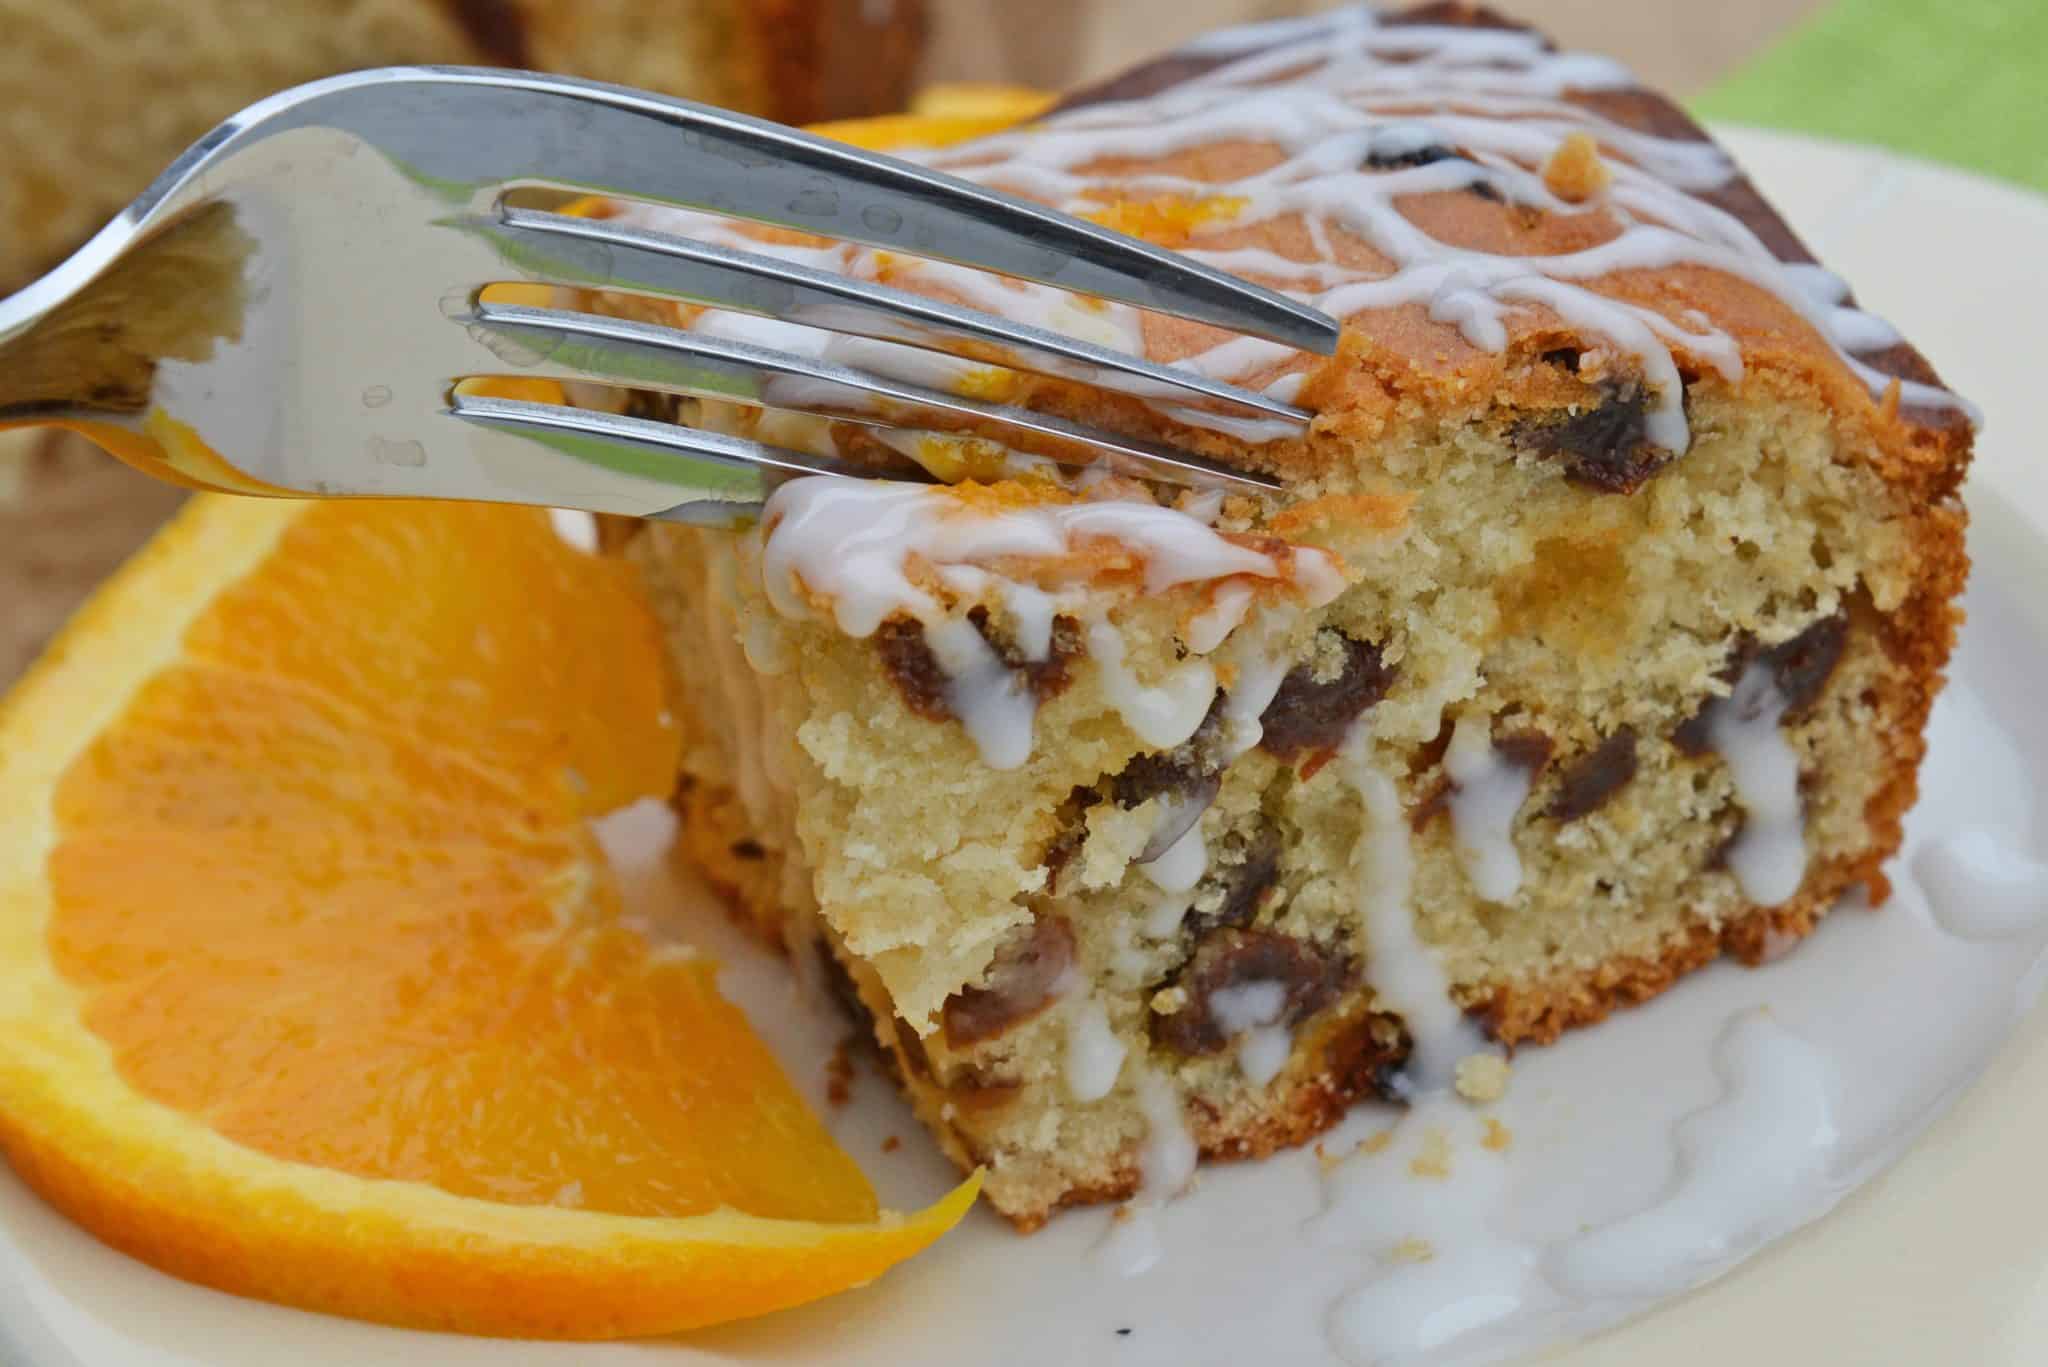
[
  {"left": 855, "top": 9, "right": 1964, "bottom": 441},
  {"left": 739, "top": 610, "right": 789, "bottom": 675},
  {"left": 1087, "top": 619, "right": 1220, "bottom": 751},
  {"left": 1185, "top": 581, "right": 1256, "bottom": 653},
  {"left": 1210, "top": 979, "right": 1288, "bottom": 1034},
  {"left": 1210, "top": 979, "right": 1295, "bottom": 1086},
  {"left": 1443, "top": 715, "right": 1533, "bottom": 904},
  {"left": 1342, "top": 725, "right": 1488, "bottom": 1089},
  {"left": 546, "top": 508, "right": 599, "bottom": 552},
  {"left": 1140, "top": 818, "right": 1209, "bottom": 893},
  {"left": 1912, "top": 830, "right": 2048, "bottom": 941},
  {"left": 1213, "top": 607, "right": 1306, "bottom": 756},
  {"left": 1313, "top": 1095, "right": 1538, "bottom": 1365},
  {"left": 1237, "top": 1025, "right": 1295, "bottom": 1088},
  {"left": 618, "top": 4, "right": 1976, "bottom": 459},
  {"left": 1001, "top": 580, "right": 1059, "bottom": 660},
  {"left": 1309, "top": 1008, "right": 1846, "bottom": 1361},
  {"left": 1703, "top": 657, "right": 1808, "bottom": 906},
  {"left": 1136, "top": 1067, "right": 1198, "bottom": 1196},
  {"left": 1136, "top": 785, "right": 1219, "bottom": 865},
  {"left": 924, "top": 615, "right": 1037, "bottom": 769},
  {"left": 760, "top": 478, "right": 1299, "bottom": 634},
  {"left": 1064, "top": 997, "right": 1129, "bottom": 1102},
  {"left": 1547, "top": 1009, "right": 1841, "bottom": 1297},
  {"left": 1144, "top": 887, "right": 1197, "bottom": 938},
  {"left": 1095, "top": 1065, "right": 1200, "bottom": 1278},
  {"left": 1092, "top": 1204, "right": 1166, "bottom": 1278},
  {"left": 757, "top": 477, "right": 1337, "bottom": 767}
]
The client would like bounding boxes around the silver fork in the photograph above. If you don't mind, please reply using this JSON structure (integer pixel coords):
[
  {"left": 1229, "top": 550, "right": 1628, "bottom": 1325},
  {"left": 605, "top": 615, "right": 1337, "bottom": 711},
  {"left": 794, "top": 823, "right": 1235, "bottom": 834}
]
[{"left": 0, "top": 67, "right": 1338, "bottom": 521}]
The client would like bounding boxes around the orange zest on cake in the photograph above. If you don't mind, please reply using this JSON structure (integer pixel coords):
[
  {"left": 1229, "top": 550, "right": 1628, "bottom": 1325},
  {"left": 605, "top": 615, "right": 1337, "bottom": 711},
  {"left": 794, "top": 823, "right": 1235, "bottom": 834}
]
[
  {"left": 1078, "top": 194, "right": 1252, "bottom": 246},
  {"left": 598, "top": 0, "right": 1972, "bottom": 1230}
]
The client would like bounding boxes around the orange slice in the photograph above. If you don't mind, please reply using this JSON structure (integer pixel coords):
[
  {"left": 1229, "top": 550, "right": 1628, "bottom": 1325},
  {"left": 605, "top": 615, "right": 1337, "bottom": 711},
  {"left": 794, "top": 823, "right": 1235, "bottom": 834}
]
[
  {"left": 811, "top": 84, "right": 1054, "bottom": 151},
  {"left": 0, "top": 496, "right": 976, "bottom": 1338}
]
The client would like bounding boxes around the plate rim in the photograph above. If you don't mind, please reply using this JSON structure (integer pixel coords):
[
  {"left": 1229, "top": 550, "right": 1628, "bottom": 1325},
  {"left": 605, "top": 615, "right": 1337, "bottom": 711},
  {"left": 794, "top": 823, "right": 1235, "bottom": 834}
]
[{"left": 1, "top": 126, "right": 2044, "bottom": 1367}]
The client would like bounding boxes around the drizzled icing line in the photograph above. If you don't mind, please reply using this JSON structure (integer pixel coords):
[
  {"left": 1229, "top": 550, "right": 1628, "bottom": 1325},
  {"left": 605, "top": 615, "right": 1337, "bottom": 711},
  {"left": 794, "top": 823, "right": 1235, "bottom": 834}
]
[
  {"left": 754, "top": 477, "right": 1345, "bottom": 767},
  {"left": 919, "top": 6, "right": 1974, "bottom": 440},
  {"left": 615, "top": 3, "right": 1975, "bottom": 445}
]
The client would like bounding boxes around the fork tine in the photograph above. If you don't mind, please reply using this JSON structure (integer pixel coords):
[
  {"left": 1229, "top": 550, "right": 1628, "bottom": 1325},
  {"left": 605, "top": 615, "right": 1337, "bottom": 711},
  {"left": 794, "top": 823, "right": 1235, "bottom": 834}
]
[
  {"left": 461, "top": 206, "right": 1310, "bottom": 426},
  {"left": 465, "top": 302, "right": 1285, "bottom": 492},
  {"left": 403, "top": 69, "right": 1339, "bottom": 355},
  {"left": 446, "top": 394, "right": 858, "bottom": 522}
]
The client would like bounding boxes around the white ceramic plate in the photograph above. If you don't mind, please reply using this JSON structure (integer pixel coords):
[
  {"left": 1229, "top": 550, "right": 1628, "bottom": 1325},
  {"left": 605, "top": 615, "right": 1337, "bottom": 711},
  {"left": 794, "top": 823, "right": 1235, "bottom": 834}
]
[{"left": 4, "top": 128, "right": 2046, "bottom": 1367}]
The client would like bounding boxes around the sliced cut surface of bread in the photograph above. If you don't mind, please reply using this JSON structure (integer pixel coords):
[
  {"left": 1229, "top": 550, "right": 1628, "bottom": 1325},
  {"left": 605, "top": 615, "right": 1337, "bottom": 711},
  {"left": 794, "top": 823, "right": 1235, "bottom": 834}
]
[{"left": 604, "top": 2, "right": 1973, "bottom": 1227}]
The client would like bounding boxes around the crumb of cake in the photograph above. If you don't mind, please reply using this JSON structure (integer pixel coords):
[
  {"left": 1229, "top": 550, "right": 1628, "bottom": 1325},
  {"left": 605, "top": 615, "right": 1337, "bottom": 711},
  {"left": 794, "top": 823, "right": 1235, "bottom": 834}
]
[
  {"left": 1455, "top": 1053, "right": 1512, "bottom": 1104},
  {"left": 882, "top": 1135, "right": 902, "bottom": 1153},
  {"left": 1540, "top": 131, "right": 1612, "bottom": 203},
  {"left": 1076, "top": 192, "right": 1249, "bottom": 246},
  {"left": 1266, "top": 492, "right": 1412, "bottom": 541},
  {"left": 1307, "top": 629, "right": 1352, "bottom": 685},
  {"left": 1759, "top": 925, "right": 1805, "bottom": 962},
  {"left": 1388, "top": 1237, "right": 1436, "bottom": 1265},
  {"left": 1360, "top": 1130, "right": 1394, "bottom": 1157},
  {"left": 824, "top": 1036, "right": 858, "bottom": 1108},
  {"left": 1409, "top": 1130, "right": 1453, "bottom": 1180},
  {"left": 614, "top": 0, "right": 1972, "bottom": 1229}
]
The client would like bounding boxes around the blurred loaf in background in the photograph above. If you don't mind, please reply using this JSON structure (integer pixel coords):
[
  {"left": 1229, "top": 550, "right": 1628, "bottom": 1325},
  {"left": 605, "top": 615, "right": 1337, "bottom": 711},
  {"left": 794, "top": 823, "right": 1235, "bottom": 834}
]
[
  {"left": 0, "top": 0, "right": 925, "bottom": 683},
  {"left": 0, "top": 0, "right": 926, "bottom": 290}
]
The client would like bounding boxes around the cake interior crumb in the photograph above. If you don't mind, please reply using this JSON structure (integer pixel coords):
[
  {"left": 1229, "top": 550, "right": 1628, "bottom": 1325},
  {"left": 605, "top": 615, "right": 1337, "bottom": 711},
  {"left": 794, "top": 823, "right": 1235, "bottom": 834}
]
[
  {"left": 1455, "top": 1052, "right": 1512, "bottom": 1104},
  {"left": 1409, "top": 1129, "right": 1453, "bottom": 1179},
  {"left": 1388, "top": 1236, "right": 1437, "bottom": 1264}
]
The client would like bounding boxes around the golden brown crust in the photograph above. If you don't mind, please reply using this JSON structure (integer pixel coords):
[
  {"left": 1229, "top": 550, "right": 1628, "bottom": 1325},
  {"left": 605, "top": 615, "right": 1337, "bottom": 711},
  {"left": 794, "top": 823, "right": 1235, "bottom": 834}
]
[
  {"left": 1476, "top": 488, "right": 1967, "bottom": 1047},
  {"left": 1475, "top": 873, "right": 1842, "bottom": 1048},
  {"left": 1021, "top": 2, "right": 1973, "bottom": 507},
  {"left": 637, "top": 394, "right": 1974, "bottom": 1224},
  {"left": 665, "top": 764, "right": 1913, "bottom": 1229},
  {"left": 668, "top": 776, "right": 790, "bottom": 945},
  {"left": 639, "top": 469, "right": 1970, "bottom": 1227},
  {"left": 615, "top": 3, "right": 1976, "bottom": 1233}
]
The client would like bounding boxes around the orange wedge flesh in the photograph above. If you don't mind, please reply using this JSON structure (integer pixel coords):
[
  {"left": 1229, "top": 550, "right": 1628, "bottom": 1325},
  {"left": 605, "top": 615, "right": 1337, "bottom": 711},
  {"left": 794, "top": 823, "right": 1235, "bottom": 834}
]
[
  {"left": 809, "top": 85, "right": 1053, "bottom": 152},
  {"left": 0, "top": 497, "right": 976, "bottom": 1337},
  {"left": 909, "top": 83, "right": 1057, "bottom": 122}
]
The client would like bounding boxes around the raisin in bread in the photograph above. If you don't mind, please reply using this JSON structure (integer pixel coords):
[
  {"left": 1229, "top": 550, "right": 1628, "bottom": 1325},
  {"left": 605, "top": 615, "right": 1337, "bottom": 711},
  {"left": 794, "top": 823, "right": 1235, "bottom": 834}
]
[{"left": 603, "top": 2, "right": 1973, "bottom": 1227}]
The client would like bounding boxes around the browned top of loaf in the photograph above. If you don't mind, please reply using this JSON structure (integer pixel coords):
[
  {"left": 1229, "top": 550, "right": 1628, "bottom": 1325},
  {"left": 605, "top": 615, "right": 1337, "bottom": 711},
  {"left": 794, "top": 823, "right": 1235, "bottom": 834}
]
[{"left": 948, "top": 2, "right": 1971, "bottom": 503}]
